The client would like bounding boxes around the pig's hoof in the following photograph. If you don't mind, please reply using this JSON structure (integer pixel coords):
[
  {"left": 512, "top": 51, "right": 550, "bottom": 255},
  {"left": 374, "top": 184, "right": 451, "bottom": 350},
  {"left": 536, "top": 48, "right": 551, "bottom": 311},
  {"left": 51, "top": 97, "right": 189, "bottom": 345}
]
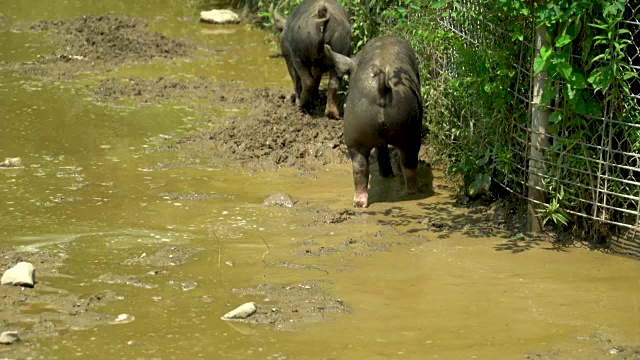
[
  {"left": 325, "top": 107, "right": 340, "bottom": 120},
  {"left": 353, "top": 192, "right": 368, "bottom": 208},
  {"left": 405, "top": 187, "right": 418, "bottom": 195}
]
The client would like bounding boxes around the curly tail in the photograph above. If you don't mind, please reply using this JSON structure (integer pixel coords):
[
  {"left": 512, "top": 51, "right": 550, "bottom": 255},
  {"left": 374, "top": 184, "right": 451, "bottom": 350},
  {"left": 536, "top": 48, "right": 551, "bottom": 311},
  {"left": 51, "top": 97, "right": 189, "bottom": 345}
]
[
  {"left": 375, "top": 66, "right": 392, "bottom": 107},
  {"left": 315, "top": 4, "right": 329, "bottom": 35}
]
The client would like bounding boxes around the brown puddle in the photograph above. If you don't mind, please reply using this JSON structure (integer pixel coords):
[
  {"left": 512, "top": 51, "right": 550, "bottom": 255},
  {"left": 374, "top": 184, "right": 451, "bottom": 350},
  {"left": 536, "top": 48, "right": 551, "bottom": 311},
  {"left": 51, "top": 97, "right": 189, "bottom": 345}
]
[{"left": 0, "top": 1, "right": 639, "bottom": 359}]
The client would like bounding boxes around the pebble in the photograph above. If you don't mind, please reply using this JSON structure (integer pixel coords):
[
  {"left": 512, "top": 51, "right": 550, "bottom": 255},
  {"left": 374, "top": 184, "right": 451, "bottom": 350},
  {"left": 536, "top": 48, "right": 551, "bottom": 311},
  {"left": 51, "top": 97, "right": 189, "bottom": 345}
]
[
  {"left": 200, "top": 9, "right": 240, "bottom": 24},
  {"left": 221, "top": 302, "right": 257, "bottom": 320},
  {"left": 0, "top": 331, "right": 19, "bottom": 345},
  {"left": 181, "top": 281, "right": 198, "bottom": 291},
  {"left": 262, "top": 193, "right": 295, "bottom": 207},
  {"left": 1, "top": 262, "right": 35, "bottom": 287},
  {"left": 110, "top": 314, "right": 135, "bottom": 325},
  {"left": 0, "top": 157, "right": 23, "bottom": 168}
]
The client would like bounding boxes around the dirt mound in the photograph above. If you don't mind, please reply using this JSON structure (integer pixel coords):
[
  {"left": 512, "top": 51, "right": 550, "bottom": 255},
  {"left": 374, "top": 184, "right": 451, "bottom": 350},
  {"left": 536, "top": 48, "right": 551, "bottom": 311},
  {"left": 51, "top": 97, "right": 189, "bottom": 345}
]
[
  {"left": 92, "top": 76, "right": 219, "bottom": 104},
  {"left": 230, "top": 281, "right": 349, "bottom": 331},
  {"left": 12, "top": 14, "right": 198, "bottom": 80},
  {"left": 158, "top": 85, "right": 350, "bottom": 171},
  {"left": 88, "top": 76, "right": 348, "bottom": 170},
  {"left": 202, "top": 93, "right": 347, "bottom": 169}
]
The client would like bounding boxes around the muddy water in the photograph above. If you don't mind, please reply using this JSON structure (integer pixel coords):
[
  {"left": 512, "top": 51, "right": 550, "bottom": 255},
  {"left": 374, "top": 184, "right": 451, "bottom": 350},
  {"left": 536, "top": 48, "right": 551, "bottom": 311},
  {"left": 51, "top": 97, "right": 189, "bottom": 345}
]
[{"left": 1, "top": 1, "right": 640, "bottom": 359}]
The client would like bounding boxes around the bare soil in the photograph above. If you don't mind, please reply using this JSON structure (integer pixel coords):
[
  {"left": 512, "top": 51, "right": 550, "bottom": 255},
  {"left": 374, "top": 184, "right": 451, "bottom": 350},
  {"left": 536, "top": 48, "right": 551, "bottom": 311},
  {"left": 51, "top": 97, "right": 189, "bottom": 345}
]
[{"left": 8, "top": 14, "right": 200, "bottom": 81}]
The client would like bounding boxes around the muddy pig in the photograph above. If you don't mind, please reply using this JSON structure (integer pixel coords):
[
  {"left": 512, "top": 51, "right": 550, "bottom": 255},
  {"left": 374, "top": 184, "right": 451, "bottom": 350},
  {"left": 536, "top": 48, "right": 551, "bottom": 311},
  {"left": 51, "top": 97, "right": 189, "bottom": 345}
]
[
  {"left": 271, "top": 0, "right": 351, "bottom": 119},
  {"left": 324, "top": 36, "right": 423, "bottom": 207}
]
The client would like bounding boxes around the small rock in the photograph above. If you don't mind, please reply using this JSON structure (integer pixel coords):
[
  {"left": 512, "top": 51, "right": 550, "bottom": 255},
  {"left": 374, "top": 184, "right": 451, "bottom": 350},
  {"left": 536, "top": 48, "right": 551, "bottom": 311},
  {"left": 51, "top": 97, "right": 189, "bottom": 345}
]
[
  {"left": 0, "top": 331, "right": 20, "bottom": 345},
  {"left": 263, "top": 193, "right": 295, "bottom": 207},
  {"left": 608, "top": 347, "right": 619, "bottom": 355},
  {"left": 225, "top": 260, "right": 234, "bottom": 267},
  {"left": 110, "top": 313, "right": 135, "bottom": 324},
  {"left": 1, "top": 262, "right": 36, "bottom": 287},
  {"left": 181, "top": 281, "right": 197, "bottom": 291},
  {"left": 0, "top": 157, "right": 23, "bottom": 168},
  {"left": 200, "top": 9, "right": 240, "bottom": 24},
  {"left": 221, "top": 302, "right": 257, "bottom": 320}
]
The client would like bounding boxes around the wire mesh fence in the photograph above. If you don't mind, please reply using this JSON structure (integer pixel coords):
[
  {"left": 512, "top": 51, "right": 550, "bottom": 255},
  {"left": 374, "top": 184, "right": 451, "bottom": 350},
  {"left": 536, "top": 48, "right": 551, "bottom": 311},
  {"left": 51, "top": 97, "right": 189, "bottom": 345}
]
[{"left": 428, "top": 0, "right": 640, "bottom": 255}]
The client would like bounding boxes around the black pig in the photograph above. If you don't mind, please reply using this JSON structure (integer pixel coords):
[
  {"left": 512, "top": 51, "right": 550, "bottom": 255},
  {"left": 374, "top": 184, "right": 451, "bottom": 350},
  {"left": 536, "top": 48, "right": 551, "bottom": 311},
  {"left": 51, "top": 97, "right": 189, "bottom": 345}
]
[
  {"left": 325, "top": 36, "right": 423, "bottom": 207},
  {"left": 272, "top": 0, "right": 351, "bottom": 119}
]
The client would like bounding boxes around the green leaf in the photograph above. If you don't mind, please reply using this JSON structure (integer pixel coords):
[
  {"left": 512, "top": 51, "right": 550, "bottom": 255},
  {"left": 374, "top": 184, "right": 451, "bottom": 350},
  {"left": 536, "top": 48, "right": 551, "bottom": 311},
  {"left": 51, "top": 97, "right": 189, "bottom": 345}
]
[
  {"left": 549, "top": 111, "right": 562, "bottom": 124},
  {"left": 555, "top": 34, "right": 573, "bottom": 47},
  {"left": 431, "top": 0, "right": 448, "bottom": 9},
  {"left": 571, "top": 71, "right": 587, "bottom": 89},
  {"left": 469, "top": 173, "right": 491, "bottom": 197},
  {"left": 588, "top": 66, "right": 613, "bottom": 92},
  {"left": 534, "top": 56, "right": 547, "bottom": 74},
  {"left": 563, "top": 83, "right": 576, "bottom": 100},
  {"left": 540, "top": 45, "right": 553, "bottom": 60},
  {"left": 541, "top": 85, "right": 555, "bottom": 107},
  {"left": 557, "top": 62, "right": 573, "bottom": 81}
]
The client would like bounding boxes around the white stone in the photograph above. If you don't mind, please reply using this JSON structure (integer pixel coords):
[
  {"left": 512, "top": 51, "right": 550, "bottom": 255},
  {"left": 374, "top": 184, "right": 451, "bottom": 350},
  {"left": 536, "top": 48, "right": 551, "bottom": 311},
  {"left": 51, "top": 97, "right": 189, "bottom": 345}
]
[
  {"left": 221, "top": 302, "right": 257, "bottom": 320},
  {"left": 0, "top": 157, "right": 23, "bottom": 168},
  {"left": 0, "top": 331, "right": 19, "bottom": 345},
  {"left": 200, "top": 9, "right": 240, "bottom": 24},
  {"left": 1, "top": 262, "right": 35, "bottom": 287},
  {"left": 110, "top": 313, "right": 135, "bottom": 324}
]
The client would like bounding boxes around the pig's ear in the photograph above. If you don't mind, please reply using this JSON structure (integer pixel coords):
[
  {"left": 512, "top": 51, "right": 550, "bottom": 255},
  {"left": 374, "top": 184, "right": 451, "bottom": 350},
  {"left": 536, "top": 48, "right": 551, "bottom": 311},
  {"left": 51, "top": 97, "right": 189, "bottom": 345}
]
[
  {"left": 270, "top": 5, "right": 286, "bottom": 32},
  {"left": 324, "top": 45, "right": 355, "bottom": 77}
]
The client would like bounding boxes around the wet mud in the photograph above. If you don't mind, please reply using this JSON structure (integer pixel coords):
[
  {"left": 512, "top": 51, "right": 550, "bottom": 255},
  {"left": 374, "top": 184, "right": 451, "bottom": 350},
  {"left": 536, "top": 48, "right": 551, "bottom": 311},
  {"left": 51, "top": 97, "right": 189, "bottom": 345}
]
[
  {"left": 0, "top": 249, "right": 121, "bottom": 340},
  {"left": 0, "top": 12, "right": 353, "bottom": 346},
  {"left": 91, "top": 75, "right": 348, "bottom": 171},
  {"left": 229, "top": 281, "right": 349, "bottom": 331},
  {"left": 8, "top": 14, "right": 199, "bottom": 81},
  {"left": 2, "top": 10, "right": 639, "bottom": 360}
]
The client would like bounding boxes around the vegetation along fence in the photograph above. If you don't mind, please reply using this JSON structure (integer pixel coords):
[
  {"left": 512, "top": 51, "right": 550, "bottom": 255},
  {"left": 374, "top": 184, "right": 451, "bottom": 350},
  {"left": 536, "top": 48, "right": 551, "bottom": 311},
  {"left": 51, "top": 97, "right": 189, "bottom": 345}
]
[
  {"left": 401, "top": 0, "right": 640, "bottom": 254},
  {"left": 248, "top": 0, "right": 640, "bottom": 254}
]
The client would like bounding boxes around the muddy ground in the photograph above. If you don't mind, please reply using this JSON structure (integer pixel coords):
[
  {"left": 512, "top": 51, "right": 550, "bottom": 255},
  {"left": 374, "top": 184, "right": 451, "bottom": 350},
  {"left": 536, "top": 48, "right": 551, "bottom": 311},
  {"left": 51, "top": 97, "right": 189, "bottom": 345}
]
[
  {"left": 3, "top": 12, "right": 637, "bottom": 360},
  {"left": 0, "top": 13, "right": 371, "bottom": 347}
]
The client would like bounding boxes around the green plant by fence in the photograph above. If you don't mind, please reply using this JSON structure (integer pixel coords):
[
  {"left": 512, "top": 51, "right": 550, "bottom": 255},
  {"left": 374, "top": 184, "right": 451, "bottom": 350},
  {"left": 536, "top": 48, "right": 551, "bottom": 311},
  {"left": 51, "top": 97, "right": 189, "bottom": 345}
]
[{"left": 404, "top": 0, "right": 640, "bottom": 251}]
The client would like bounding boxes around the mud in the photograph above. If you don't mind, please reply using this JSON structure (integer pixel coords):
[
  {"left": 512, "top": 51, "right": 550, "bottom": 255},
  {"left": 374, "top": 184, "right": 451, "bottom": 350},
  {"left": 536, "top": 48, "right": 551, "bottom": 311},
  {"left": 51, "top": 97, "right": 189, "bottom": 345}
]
[
  {"left": 0, "top": 11, "right": 539, "bottom": 344},
  {"left": 2, "top": 9, "right": 638, "bottom": 360},
  {"left": 169, "top": 86, "right": 348, "bottom": 171},
  {"left": 230, "top": 281, "right": 349, "bottom": 331},
  {"left": 122, "top": 246, "right": 203, "bottom": 267},
  {"left": 90, "top": 74, "right": 348, "bottom": 171},
  {"left": 0, "top": 249, "right": 121, "bottom": 341},
  {"left": 524, "top": 333, "right": 640, "bottom": 360},
  {"left": 9, "top": 14, "right": 199, "bottom": 81}
]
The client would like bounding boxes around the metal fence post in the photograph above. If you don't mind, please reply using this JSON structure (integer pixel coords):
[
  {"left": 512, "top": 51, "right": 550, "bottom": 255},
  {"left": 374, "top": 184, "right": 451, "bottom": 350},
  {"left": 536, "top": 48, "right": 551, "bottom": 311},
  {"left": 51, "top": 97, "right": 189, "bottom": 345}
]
[{"left": 527, "top": 16, "right": 550, "bottom": 232}]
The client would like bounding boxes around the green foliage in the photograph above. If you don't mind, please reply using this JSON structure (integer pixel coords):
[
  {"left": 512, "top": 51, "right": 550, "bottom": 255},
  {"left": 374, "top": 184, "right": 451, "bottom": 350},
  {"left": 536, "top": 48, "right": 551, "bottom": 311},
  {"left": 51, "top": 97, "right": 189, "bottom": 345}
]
[
  {"left": 536, "top": 183, "right": 570, "bottom": 228},
  {"left": 528, "top": 0, "right": 638, "bottom": 233}
]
